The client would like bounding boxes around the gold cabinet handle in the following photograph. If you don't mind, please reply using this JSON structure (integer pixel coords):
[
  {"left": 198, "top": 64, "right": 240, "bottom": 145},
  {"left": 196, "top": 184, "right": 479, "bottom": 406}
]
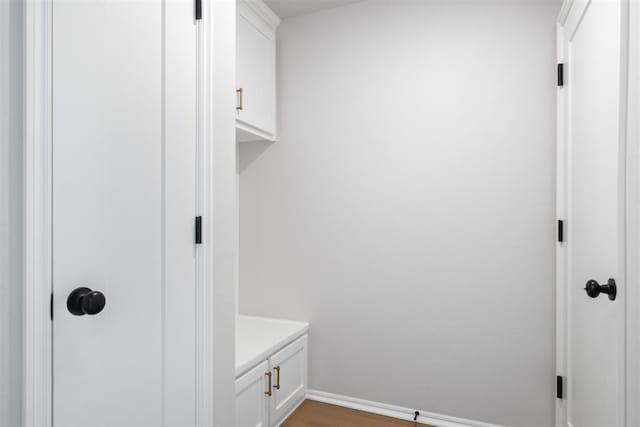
[
  {"left": 264, "top": 371, "right": 272, "bottom": 396},
  {"left": 273, "top": 366, "right": 281, "bottom": 390},
  {"left": 236, "top": 88, "right": 243, "bottom": 112}
]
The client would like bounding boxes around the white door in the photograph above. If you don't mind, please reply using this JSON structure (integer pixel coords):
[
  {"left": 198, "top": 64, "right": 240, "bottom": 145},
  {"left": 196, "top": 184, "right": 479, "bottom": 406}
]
[
  {"left": 269, "top": 336, "right": 308, "bottom": 425},
  {"left": 235, "top": 361, "right": 270, "bottom": 427},
  {"left": 52, "top": 0, "right": 198, "bottom": 425},
  {"left": 563, "top": 0, "right": 625, "bottom": 425}
]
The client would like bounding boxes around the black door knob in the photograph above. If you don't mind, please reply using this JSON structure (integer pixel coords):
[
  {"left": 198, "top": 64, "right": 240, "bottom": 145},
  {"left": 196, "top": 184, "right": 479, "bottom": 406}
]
[
  {"left": 67, "top": 287, "right": 106, "bottom": 315},
  {"left": 584, "top": 278, "right": 617, "bottom": 301}
]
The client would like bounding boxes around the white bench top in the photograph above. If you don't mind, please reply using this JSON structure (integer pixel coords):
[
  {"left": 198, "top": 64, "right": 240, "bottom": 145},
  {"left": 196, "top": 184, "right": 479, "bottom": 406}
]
[{"left": 236, "top": 315, "right": 309, "bottom": 377}]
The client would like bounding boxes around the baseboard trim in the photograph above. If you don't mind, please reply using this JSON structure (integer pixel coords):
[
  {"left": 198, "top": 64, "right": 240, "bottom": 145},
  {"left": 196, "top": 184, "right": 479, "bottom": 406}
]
[{"left": 305, "top": 390, "right": 502, "bottom": 427}]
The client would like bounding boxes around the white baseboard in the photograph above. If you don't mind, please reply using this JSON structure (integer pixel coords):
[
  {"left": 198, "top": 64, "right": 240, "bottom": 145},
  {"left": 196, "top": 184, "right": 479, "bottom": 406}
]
[{"left": 305, "top": 390, "right": 503, "bottom": 427}]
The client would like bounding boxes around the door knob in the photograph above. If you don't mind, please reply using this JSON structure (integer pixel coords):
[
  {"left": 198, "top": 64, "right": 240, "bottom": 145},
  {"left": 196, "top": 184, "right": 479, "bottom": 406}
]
[
  {"left": 67, "top": 287, "right": 106, "bottom": 315},
  {"left": 584, "top": 278, "right": 617, "bottom": 301}
]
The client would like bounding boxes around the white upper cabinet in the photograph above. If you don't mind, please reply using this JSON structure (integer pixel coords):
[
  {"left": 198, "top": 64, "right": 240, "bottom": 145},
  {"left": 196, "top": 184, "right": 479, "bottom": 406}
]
[{"left": 236, "top": 0, "right": 280, "bottom": 142}]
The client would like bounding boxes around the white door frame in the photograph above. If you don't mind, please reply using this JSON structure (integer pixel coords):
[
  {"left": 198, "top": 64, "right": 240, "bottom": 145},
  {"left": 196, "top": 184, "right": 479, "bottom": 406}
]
[
  {"left": 23, "top": 1, "right": 237, "bottom": 426},
  {"left": 555, "top": 0, "right": 640, "bottom": 425},
  {"left": 624, "top": 0, "right": 640, "bottom": 425}
]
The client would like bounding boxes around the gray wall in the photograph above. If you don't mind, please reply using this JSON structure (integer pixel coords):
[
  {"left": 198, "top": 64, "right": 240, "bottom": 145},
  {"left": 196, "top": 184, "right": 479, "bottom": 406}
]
[
  {"left": 239, "top": 1, "right": 559, "bottom": 426},
  {"left": 0, "top": 0, "right": 23, "bottom": 425}
]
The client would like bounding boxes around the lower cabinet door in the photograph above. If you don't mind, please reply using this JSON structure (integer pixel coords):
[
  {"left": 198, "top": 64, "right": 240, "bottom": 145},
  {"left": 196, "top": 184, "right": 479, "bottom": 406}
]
[
  {"left": 269, "top": 335, "right": 308, "bottom": 425},
  {"left": 235, "top": 360, "right": 270, "bottom": 427}
]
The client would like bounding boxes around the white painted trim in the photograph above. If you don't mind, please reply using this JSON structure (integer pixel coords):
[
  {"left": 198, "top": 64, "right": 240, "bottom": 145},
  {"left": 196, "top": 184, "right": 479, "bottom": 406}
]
[
  {"left": 305, "top": 390, "right": 502, "bottom": 427},
  {"left": 24, "top": 1, "right": 220, "bottom": 426},
  {"left": 555, "top": 11, "right": 568, "bottom": 427},
  {"left": 618, "top": 1, "right": 632, "bottom": 426},
  {"left": 625, "top": 0, "right": 640, "bottom": 425},
  {"left": 563, "top": 0, "right": 590, "bottom": 40},
  {"left": 204, "top": 1, "right": 238, "bottom": 425},
  {"left": 23, "top": 0, "right": 52, "bottom": 424},
  {"left": 195, "top": 3, "right": 213, "bottom": 426},
  {"left": 557, "top": 0, "right": 576, "bottom": 25},
  {"left": 238, "top": 0, "right": 280, "bottom": 29}
]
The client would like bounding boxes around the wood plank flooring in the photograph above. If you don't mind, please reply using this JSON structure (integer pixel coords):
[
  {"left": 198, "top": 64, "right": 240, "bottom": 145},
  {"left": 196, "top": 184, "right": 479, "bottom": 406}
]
[{"left": 281, "top": 400, "right": 433, "bottom": 427}]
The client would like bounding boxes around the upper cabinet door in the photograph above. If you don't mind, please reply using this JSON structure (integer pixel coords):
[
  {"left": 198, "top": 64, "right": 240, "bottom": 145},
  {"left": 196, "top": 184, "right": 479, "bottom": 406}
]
[
  {"left": 236, "top": 0, "right": 280, "bottom": 142},
  {"left": 269, "top": 335, "right": 308, "bottom": 425}
]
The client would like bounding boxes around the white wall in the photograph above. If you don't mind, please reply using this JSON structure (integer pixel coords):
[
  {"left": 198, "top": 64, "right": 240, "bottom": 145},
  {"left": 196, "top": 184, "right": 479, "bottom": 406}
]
[
  {"left": 0, "top": 0, "right": 23, "bottom": 425},
  {"left": 239, "top": 1, "right": 559, "bottom": 426}
]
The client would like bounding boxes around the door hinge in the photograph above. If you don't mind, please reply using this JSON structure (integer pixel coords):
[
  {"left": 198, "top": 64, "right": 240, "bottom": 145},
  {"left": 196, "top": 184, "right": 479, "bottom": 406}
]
[
  {"left": 557, "top": 63, "right": 564, "bottom": 87},
  {"left": 195, "top": 0, "right": 202, "bottom": 20},
  {"left": 50, "top": 292, "right": 53, "bottom": 320},
  {"left": 195, "top": 216, "right": 202, "bottom": 244},
  {"left": 558, "top": 219, "right": 564, "bottom": 243},
  {"left": 556, "top": 375, "right": 564, "bottom": 399}
]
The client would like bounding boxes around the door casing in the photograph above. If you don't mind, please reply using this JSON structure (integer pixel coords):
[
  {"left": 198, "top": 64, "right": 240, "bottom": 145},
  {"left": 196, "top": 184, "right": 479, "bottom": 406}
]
[
  {"left": 556, "top": 0, "right": 640, "bottom": 425},
  {"left": 23, "top": 0, "right": 238, "bottom": 426}
]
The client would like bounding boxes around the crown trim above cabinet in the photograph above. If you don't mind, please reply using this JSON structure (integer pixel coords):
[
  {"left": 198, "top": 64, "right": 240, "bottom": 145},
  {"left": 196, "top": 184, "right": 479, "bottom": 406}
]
[{"left": 236, "top": 0, "right": 280, "bottom": 142}]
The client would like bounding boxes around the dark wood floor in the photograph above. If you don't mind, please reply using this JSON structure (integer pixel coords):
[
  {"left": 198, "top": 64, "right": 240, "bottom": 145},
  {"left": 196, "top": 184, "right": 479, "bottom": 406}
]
[{"left": 281, "top": 400, "right": 432, "bottom": 427}]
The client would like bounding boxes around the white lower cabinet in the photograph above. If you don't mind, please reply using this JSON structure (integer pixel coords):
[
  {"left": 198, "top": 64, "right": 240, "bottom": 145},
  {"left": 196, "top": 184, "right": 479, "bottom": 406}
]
[
  {"left": 269, "top": 336, "right": 308, "bottom": 423},
  {"left": 235, "top": 361, "right": 270, "bottom": 427},
  {"left": 236, "top": 335, "right": 308, "bottom": 427}
]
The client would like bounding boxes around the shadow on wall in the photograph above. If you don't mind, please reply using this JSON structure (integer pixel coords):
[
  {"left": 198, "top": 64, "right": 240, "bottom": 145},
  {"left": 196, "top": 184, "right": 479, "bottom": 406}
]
[{"left": 238, "top": 141, "right": 273, "bottom": 173}]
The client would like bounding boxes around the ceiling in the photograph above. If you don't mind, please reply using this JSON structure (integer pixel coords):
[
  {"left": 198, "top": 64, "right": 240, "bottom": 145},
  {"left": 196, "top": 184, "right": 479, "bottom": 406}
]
[{"left": 264, "top": 0, "right": 363, "bottom": 19}]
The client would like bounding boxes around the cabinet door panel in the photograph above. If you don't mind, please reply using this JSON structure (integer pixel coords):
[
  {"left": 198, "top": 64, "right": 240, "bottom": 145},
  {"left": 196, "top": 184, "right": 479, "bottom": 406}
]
[
  {"left": 269, "top": 336, "right": 308, "bottom": 425},
  {"left": 235, "top": 361, "right": 270, "bottom": 427},
  {"left": 237, "top": 2, "right": 276, "bottom": 138}
]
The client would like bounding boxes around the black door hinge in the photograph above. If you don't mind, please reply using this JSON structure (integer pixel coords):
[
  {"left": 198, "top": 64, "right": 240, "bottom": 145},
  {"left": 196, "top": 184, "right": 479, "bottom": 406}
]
[
  {"left": 556, "top": 375, "right": 564, "bottom": 399},
  {"left": 557, "top": 63, "right": 564, "bottom": 87},
  {"left": 195, "top": 0, "right": 202, "bottom": 20},
  {"left": 558, "top": 220, "right": 564, "bottom": 243},
  {"left": 50, "top": 292, "right": 53, "bottom": 320},
  {"left": 195, "top": 216, "right": 202, "bottom": 244}
]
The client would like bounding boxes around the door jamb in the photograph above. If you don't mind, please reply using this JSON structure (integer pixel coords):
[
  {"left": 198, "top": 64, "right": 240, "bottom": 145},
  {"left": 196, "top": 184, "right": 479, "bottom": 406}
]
[
  {"left": 555, "top": 0, "right": 638, "bottom": 426},
  {"left": 22, "top": 1, "right": 225, "bottom": 426},
  {"left": 555, "top": 4, "right": 568, "bottom": 427},
  {"left": 624, "top": 0, "right": 640, "bottom": 425},
  {"left": 23, "top": 0, "right": 52, "bottom": 424}
]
